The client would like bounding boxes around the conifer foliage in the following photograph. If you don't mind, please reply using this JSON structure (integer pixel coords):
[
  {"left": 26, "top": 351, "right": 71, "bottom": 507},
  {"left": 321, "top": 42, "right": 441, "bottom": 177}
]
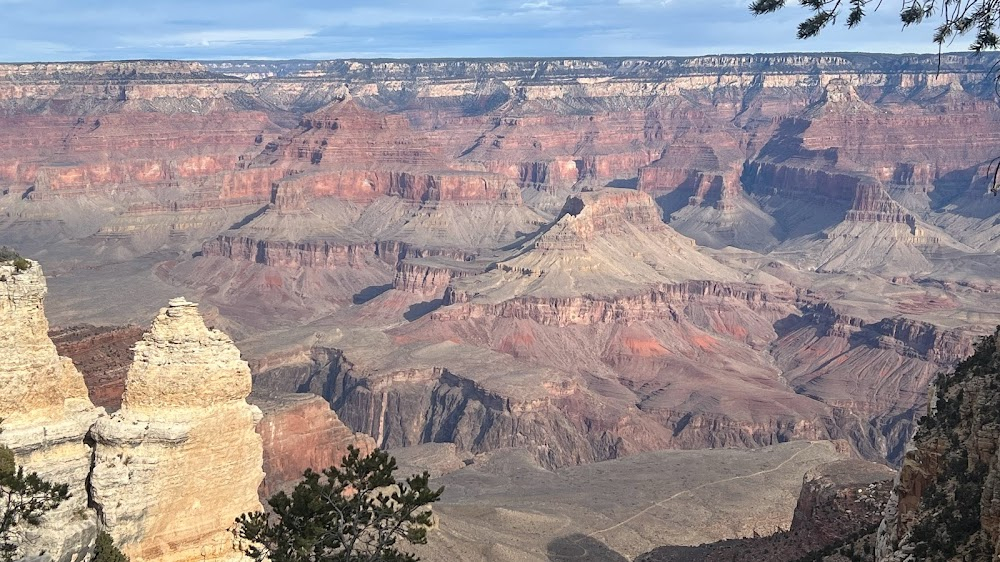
[
  {"left": 236, "top": 446, "right": 443, "bottom": 562},
  {"left": 0, "top": 435, "right": 70, "bottom": 562},
  {"left": 93, "top": 531, "right": 130, "bottom": 562},
  {"left": 750, "top": 0, "right": 1000, "bottom": 51}
]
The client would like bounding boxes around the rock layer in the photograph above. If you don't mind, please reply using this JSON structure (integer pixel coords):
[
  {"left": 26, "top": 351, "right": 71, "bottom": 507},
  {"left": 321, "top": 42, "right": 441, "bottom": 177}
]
[
  {"left": 876, "top": 330, "right": 1000, "bottom": 561},
  {"left": 0, "top": 261, "right": 102, "bottom": 561},
  {"left": 91, "top": 298, "right": 264, "bottom": 562},
  {"left": 50, "top": 324, "right": 145, "bottom": 410},
  {"left": 251, "top": 391, "right": 376, "bottom": 499},
  {"left": 6, "top": 54, "right": 1000, "bottom": 485}
]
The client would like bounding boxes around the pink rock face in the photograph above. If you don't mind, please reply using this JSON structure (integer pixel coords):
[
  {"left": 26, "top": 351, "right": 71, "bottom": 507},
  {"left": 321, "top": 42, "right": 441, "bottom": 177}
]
[
  {"left": 204, "top": 236, "right": 373, "bottom": 269},
  {"left": 0, "top": 112, "right": 277, "bottom": 201},
  {"left": 252, "top": 392, "right": 377, "bottom": 499},
  {"left": 271, "top": 169, "right": 521, "bottom": 207}
]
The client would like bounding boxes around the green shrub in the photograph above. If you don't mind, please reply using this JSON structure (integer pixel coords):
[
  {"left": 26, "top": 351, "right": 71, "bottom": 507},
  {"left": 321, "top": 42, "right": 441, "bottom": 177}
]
[
  {"left": 0, "top": 247, "right": 30, "bottom": 273},
  {"left": 0, "top": 431, "right": 70, "bottom": 562},
  {"left": 93, "top": 531, "right": 129, "bottom": 562},
  {"left": 236, "top": 446, "right": 443, "bottom": 562}
]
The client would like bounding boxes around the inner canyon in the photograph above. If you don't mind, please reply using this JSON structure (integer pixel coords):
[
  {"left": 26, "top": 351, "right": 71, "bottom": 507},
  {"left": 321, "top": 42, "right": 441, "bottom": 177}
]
[{"left": 4, "top": 53, "right": 1000, "bottom": 560}]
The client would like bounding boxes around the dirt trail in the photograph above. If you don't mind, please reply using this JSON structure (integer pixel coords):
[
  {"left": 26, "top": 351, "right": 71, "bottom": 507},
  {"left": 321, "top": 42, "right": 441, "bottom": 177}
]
[{"left": 544, "top": 443, "right": 823, "bottom": 560}]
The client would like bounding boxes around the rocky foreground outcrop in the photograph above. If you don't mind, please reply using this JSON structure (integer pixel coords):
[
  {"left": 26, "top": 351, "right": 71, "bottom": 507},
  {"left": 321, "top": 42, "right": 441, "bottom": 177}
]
[
  {"left": 0, "top": 260, "right": 103, "bottom": 560},
  {"left": 875, "top": 329, "right": 1000, "bottom": 561},
  {"left": 1, "top": 262, "right": 382, "bottom": 561},
  {"left": 90, "top": 298, "right": 264, "bottom": 562}
]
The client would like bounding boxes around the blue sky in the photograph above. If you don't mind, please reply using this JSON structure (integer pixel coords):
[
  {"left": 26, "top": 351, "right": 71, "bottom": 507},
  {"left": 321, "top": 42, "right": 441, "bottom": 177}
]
[{"left": 0, "top": 0, "right": 961, "bottom": 62}]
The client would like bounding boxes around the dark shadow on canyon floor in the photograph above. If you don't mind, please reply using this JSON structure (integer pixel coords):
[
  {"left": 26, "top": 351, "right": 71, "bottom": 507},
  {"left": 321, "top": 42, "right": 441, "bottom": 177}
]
[
  {"left": 404, "top": 298, "right": 443, "bottom": 321},
  {"left": 352, "top": 283, "right": 392, "bottom": 304},
  {"left": 546, "top": 534, "right": 628, "bottom": 562}
]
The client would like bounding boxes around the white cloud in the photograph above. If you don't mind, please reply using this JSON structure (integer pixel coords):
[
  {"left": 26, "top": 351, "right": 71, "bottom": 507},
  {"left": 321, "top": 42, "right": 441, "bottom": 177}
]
[
  {"left": 128, "top": 28, "right": 317, "bottom": 48},
  {"left": 618, "top": 0, "right": 672, "bottom": 5}
]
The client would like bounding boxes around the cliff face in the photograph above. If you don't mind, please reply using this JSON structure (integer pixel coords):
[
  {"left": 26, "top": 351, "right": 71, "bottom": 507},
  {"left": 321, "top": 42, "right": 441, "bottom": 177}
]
[
  {"left": 6, "top": 53, "right": 1000, "bottom": 492},
  {"left": 90, "top": 298, "right": 264, "bottom": 562},
  {"left": 251, "top": 391, "right": 376, "bottom": 499},
  {"left": 255, "top": 348, "right": 670, "bottom": 469},
  {"left": 0, "top": 261, "right": 103, "bottom": 560},
  {"left": 50, "top": 324, "right": 145, "bottom": 410},
  {"left": 876, "top": 330, "right": 1000, "bottom": 561},
  {"left": 772, "top": 304, "right": 978, "bottom": 465}
]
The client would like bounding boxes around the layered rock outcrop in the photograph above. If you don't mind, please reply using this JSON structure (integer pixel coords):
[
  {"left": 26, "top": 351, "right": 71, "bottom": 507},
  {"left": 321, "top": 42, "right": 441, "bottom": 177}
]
[
  {"left": 773, "top": 304, "right": 978, "bottom": 465},
  {"left": 636, "top": 458, "right": 895, "bottom": 562},
  {"left": 90, "top": 298, "right": 264, "bottom": 562},
  {"left": 251, "top": 391, "right": 375, "bottom": 499},
  {"left": 50, "top": 324, "right": 145, "bottom": 410},
  {"left": 0, "top": 260, "right": 103, "bottom": 560},
  {"left": 6, "top": 54, "right": 1000, "bottom": 498},
  {"left": 876, "top": 330, "right": 1000, "bottom": 561}
]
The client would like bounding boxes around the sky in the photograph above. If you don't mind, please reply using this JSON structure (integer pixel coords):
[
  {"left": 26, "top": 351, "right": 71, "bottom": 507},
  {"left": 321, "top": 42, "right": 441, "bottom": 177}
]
[{"left": 0, "top": 0, "right": 966, "bottom": 62}]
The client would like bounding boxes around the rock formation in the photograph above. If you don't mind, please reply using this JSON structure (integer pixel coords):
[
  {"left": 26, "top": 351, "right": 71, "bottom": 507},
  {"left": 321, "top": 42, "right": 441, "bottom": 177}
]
[
  {"left": 90, "top": 298, "right": 264, "bottom": 562},
  {"left": 0, "top": 260, "right": 103, "bottom": 560},
  {"left": 5, "top": 53, "right": 1000, "bottom": 480},
  {"left": 251, "top": 391, "right": 376, "bottom": 499},
  {"left": 876, "top": 329, "right": 1000, "bottom": 561}
]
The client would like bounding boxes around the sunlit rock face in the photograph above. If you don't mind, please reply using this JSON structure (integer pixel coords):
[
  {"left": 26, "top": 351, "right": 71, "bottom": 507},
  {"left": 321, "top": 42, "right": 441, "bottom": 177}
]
[
  {"left": 90, "top": 298, "right": 263, "bottom": 562},
  {"left": 252, "top": 391, "right": 376, "bottom": 499},
  {"left": 0, "top": 260, "right": 102, "bottom": 561}
]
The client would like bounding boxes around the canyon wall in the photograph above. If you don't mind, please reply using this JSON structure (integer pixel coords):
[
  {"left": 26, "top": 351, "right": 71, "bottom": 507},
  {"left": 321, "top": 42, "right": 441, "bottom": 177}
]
[
  {"left": 876, "top": 330, "right": 1000, "bottom": 561},
  {"left": 5, "top": 53, "right": 1000, "bottom": 487},
  {"left": 50, "top": 324, "right": 145, "bottom": 410}
]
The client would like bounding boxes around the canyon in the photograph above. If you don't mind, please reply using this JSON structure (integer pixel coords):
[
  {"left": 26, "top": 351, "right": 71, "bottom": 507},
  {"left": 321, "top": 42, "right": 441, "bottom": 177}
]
[{"left": 3, "top": 53, "right": 1000, "bottom": 558}]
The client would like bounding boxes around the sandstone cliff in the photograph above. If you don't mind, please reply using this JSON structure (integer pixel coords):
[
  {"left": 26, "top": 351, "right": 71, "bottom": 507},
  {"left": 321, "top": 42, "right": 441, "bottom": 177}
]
[
  {"left": 0, "top": 260, "right": 102, "bottom": 560},
  {"left": 91, "top": 298, "right": 264, "bottom": 562}
]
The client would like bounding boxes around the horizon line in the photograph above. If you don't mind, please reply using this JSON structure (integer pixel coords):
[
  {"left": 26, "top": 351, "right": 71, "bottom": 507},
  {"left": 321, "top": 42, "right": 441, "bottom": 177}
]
[{"left": 2, "top": 50, "right": 999, "bottom": 66}]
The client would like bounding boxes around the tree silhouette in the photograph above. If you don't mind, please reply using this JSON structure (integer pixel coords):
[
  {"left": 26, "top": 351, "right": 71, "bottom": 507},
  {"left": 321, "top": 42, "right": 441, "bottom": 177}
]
[{"left": 750, "top": 0, "right": 1000, "bottom": 52}]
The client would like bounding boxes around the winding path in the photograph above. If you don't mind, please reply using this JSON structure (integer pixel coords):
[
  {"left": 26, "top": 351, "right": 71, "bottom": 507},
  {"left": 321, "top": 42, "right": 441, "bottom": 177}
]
[{"left": 586, "top": 442, "right": 818, "bottom": 538}]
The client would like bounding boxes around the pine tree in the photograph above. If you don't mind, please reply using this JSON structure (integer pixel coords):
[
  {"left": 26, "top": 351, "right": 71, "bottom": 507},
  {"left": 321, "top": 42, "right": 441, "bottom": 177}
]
[
  {"left": 92, "top": 531, "right": 130, "bottom": 562},
  {"left": 236, "top": 446, "right": 443, "bottom": 562},
  {"left": 750, "top": 0, "right": 1000, "bottom": 52},
  {"left": 0, "top": 440, "right": 70, "bottom": 562}
]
